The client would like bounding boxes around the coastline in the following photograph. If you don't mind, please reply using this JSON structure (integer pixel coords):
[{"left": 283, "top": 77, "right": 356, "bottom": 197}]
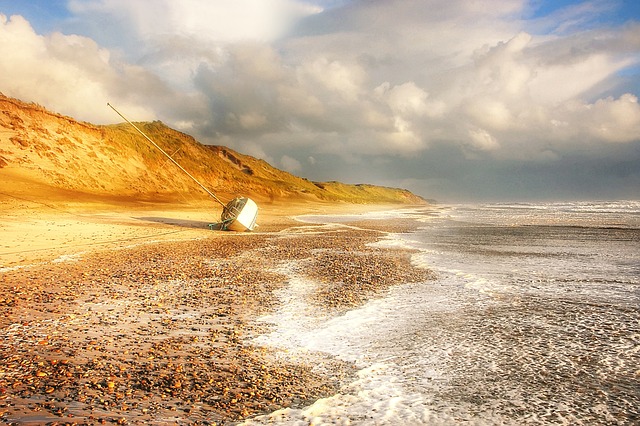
[
  {"left": 0, "top": 201, "right": 432, "bottom": 424},
  {"left": 0, "top": 198, "right": 418, "bottom": 268}
]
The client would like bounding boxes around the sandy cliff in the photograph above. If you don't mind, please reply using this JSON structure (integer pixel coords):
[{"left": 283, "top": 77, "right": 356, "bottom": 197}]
[{"left": 0, "top": 94, "right": 426, "bottom": 209}]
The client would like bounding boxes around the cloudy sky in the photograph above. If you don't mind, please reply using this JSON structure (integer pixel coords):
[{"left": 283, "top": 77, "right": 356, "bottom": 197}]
[{"left": 1, "top": 0, "right": 639, "bottom": 201}]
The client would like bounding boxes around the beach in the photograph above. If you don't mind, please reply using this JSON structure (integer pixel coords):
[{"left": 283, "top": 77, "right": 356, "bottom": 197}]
[
  {"left": 0, "top": 200, "right": 431, "bottom": 425},
  {"left": 4, "top": 200, "right": 637, "bottom": 425}
]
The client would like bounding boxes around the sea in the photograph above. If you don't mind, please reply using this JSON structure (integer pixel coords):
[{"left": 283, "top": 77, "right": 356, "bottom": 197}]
[{"left": 244, "top": 201, "right": 640, "bottom": 425}]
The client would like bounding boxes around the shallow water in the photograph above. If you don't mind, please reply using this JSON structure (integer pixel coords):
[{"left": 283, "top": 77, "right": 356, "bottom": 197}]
[{"left": 245, "top": 201, "right": 640, "bottom": 425}]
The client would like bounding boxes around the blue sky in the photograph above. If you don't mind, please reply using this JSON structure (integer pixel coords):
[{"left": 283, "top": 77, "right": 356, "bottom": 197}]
[
  {"left": 1, "top": 0, "right": 639, "bottom": 201},
  {"left": 529, "top": 0, "right": 640, "bottom": 24},
  {"left": 7, "top": 1, "right": 639, "bottom": 37}
]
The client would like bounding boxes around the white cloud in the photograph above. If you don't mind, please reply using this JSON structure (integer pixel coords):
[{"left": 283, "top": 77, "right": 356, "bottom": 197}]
[
  {"left": 529, "top": 53, "right": 633, "bottom": 105},
  {"left": 465, "top": 99, "right": 514, "bottom": 131},
  {"left": 1, "top": 0, "right": 639, "bottom": 200},
  {"left": 298, "top": 57, "right": 366, "bottom": 102},
  {"left": 377, "top": 82, "right": 429, "bottom": 116},
  {"left": 467, "top": 128, "right": 500, "bottom": 152},
  {"left": 0, "top": 14, "right": 160, "bottom": 123},
  {"left": 68, "top": 0, "right": 322, "bottom": 43},
  {"left": 280, "top": 154, "right": 302, "bottom": 172},
  {"left": 568, "top": 94, "right": 640, "bottom": 143}
]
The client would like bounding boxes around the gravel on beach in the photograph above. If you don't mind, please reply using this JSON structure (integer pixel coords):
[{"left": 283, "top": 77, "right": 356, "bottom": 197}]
[{"left": 0, "top": 217, "right": 433, "bottom": 425}]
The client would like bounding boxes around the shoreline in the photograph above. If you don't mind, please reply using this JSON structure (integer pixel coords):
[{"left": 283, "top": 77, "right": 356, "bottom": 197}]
[
  {"left": 0, "top": 201, "right": 433, "bottom": 424},
  {"left": 0, "top": 198, "right": 420, "bottom": 268}
]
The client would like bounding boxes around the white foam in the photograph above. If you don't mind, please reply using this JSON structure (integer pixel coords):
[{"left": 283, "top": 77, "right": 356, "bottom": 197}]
[
  {"left": 0, "top": 265, "right": 27, "bottom": 273},
  {"left": 294, "top": 207, "right": 429, "bottom": 225},
  {"left": 52, "top": 252, "right": 84, "bottom": 263},
  {"left": 246, "top": 202, "right": 640, "bottom": 424},
  {"left": 245, "top": 261, "right": 504, "bottom": 425}
]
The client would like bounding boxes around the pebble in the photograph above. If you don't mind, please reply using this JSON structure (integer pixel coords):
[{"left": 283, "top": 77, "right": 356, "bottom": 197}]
[{"left": 0, "top": 217, "right": 429, "bottom": 424}]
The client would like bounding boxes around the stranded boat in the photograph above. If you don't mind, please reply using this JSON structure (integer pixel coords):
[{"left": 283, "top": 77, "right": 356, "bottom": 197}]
[
  {"left": 221, "top": 197, "right": 258, "bottom": 231},
  {"left": 107, "top": 103, "right": 258, "bottom": 231}
]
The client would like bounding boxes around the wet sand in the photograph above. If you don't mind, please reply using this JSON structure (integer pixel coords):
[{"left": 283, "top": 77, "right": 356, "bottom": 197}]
[{"left": 0, "top": 201, "right": 432, "bottom": 424}]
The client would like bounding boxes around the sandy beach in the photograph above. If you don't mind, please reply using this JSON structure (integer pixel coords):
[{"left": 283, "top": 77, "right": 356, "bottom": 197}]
[{"left": 0, "top": 199, "right": 432, "bottom": 424}]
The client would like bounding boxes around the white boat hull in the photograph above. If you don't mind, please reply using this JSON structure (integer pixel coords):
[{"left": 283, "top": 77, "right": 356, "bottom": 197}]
[{"left": 221, "top": 197, "right": 258, "bottom": 231}]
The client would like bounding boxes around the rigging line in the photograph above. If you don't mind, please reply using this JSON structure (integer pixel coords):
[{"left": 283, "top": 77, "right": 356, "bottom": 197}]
[{"left": 107, "top": 103, "right": 226, "bottom": 207}]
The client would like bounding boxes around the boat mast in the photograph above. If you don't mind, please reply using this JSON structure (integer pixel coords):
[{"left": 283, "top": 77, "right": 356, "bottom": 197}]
[{"left": 107, "top": 103, "right": 226, "bottom": 207}]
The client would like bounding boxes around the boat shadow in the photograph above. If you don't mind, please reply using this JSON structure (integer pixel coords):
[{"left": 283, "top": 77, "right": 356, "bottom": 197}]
[{"left": 134, "top": 216, "right": 223, "bottom": 230}]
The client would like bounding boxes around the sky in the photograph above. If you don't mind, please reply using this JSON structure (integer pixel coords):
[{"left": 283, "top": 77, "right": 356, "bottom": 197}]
[{"left": 1, "top": 0, "right": 639, "bottom": 202}]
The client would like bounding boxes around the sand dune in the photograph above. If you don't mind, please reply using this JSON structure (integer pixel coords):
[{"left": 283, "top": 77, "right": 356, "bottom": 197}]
[{"left": 0, "top": 93, "right": 426, "bottom": 207}]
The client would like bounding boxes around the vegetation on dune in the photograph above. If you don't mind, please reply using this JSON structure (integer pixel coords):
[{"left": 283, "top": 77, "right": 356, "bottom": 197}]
[{"left": 0, "top": 94, "right": 426, "bottom": 206}]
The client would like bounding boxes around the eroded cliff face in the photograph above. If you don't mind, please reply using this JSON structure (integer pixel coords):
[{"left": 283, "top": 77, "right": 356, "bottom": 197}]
[{"left": 0, "top": 94, "right": 426, "bottom": 207}]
